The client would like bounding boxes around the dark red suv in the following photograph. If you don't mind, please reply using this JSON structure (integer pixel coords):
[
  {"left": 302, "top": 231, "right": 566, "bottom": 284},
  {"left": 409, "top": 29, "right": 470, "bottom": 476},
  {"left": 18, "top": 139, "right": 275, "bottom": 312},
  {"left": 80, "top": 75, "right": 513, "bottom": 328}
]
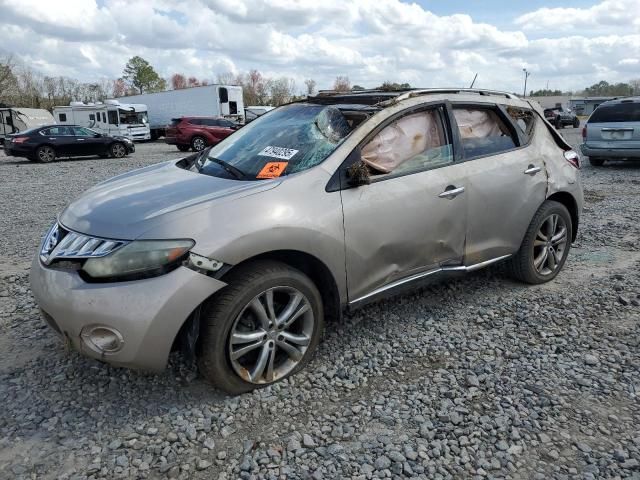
[{"left": 165, "top": 117, "right": 238, "bottom": 152}]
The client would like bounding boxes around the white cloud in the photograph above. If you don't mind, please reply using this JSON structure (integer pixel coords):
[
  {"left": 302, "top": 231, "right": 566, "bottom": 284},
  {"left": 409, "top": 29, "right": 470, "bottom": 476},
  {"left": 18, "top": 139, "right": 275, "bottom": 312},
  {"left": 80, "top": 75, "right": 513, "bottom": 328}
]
[{"left": 0, "top": 0, "right": 638, "bottom": 94}]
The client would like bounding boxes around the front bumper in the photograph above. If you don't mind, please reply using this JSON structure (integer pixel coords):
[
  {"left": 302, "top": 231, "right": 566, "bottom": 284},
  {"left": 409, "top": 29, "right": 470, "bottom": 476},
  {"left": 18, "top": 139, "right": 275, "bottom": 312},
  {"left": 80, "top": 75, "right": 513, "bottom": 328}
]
[
  {"left": 581, "top": 144, "right": 640, "bottom": 159},
  {"left": 30, "top": 255, "right": 226, "bottom": 371}
]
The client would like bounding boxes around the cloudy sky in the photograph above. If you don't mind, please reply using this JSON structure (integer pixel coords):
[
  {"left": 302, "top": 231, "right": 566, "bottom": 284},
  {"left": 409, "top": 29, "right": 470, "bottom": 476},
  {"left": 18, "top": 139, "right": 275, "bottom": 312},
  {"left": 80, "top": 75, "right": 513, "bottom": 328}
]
[{"left": 0, "top": 0, "right": 638, "bottom": 93}]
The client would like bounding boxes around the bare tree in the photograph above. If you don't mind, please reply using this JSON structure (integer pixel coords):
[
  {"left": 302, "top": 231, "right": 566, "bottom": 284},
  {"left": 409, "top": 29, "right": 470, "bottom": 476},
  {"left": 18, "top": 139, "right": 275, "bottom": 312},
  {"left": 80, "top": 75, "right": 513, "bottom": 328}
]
[
  {"left": 217, "top": 72, "right": 237, "bottom": 85},
  {"left": 333, "top": 75, "right": 350, "bottom": 92},
  {"left": 269, "top": 77, "right": 296, "bottom": 106},
  {"left": 304, "top": 78, "right": 317, "bottom": 96},
  {"left": 630, "top": 78, "right": 640, "bottom": 95},
  {"left": 171, "top": 73, "right": 187, "bottom": 90},
  {"left": 187, "top": 76, "right": 200, "bottom": 87},
  {"left": 112, "top": 78, "right": 127, "bottom": 98}
]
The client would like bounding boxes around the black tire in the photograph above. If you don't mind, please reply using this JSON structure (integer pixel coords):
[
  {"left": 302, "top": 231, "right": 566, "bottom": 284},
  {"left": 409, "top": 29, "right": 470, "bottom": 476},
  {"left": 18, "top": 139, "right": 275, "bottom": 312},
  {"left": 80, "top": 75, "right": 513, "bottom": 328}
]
[
  {"left": 589, "top": 157, "right": 605, "bottom": 167},
  {"left": 110, "top": 142, "right": 127, "bottom": 158},
  {"left": 197, "top": 260, "right": 324, "bottom": 395},
  {"left": 36, "top": 145, "right": 56, "bottom": 163},
  {"left": 573, "top": 118, "right": 580, "bottom": 128},
  {"left": 191, "top": 136, "right": 207, "bottom": 152},
  {"left": 507, "top": 200, "right": 572, "bottom": 285},
  {"left": 177, "top": 145, "right": 190, "bottom": 152}
]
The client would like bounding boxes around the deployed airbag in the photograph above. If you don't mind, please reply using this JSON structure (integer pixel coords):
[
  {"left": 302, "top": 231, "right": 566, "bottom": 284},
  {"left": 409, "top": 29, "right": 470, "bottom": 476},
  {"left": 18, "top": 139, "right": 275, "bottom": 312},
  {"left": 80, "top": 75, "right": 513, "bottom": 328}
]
[
  {"left": 453, "top": 109, "right": 505, "bottom": 138},
  {"left": 361, "top": 111, "right": 442, "bottom": 173}
]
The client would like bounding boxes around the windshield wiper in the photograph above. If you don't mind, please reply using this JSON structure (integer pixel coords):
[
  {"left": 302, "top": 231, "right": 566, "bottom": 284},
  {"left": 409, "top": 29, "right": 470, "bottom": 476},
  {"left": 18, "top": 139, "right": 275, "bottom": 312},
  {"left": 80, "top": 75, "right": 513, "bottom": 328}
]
[{"left": 202, "top": 156, "right": 247, "bottom": 180}]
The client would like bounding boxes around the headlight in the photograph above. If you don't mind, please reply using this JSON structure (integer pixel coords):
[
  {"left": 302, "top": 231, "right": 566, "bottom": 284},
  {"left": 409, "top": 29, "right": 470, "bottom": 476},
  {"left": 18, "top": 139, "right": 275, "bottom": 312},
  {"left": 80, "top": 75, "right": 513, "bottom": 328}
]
[{"left": 82, "top": 239, "right": 194, "bottom": 280}]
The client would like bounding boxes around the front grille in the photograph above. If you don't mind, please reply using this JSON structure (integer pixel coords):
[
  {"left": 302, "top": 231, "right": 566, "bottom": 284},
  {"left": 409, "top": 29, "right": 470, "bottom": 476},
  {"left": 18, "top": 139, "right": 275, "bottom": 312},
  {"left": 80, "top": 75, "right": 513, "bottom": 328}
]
[{"left": 40, "top": 223, "right": 128, "bottom": 265}]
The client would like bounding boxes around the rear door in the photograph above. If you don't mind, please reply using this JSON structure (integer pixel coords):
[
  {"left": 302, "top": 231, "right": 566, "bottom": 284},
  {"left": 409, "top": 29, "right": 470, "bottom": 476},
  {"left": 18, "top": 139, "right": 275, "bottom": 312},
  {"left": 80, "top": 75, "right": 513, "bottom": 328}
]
[
  {"left": 586, "top": 101, "right": 640, "bottom": 151},
  {"left": 451, "top": 104, "right": 547, "bottom": 264},
  {"left": 41, "top": 126, "right": 75, "bottom": 155}
]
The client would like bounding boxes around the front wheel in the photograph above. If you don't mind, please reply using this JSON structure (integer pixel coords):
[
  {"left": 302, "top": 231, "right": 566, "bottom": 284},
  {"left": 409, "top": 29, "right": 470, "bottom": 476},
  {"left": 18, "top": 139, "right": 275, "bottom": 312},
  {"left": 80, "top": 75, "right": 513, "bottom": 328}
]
[
  {"left": 507, "top": 200, "right": 572, "bottom": 284},
  {"left": 110, "top": 142, "right": 127, "bottom": 158},
  {"left": 191, "top": 136, "right": 207, "bottom": 152},
  {"left": 197, "top": 261, "right": 324, "bottom": 394}
]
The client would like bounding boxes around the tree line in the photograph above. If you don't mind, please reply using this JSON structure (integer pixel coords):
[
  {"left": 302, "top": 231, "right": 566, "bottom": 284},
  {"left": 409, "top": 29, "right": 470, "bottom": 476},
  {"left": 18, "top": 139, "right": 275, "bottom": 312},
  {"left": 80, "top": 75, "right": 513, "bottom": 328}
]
[{"left": 530, "top": 79, "right": 640, "bottom": 97}]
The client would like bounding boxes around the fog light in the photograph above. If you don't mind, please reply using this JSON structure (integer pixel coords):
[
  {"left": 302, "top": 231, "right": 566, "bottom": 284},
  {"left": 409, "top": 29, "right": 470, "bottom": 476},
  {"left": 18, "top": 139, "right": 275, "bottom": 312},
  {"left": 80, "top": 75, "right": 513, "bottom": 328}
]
[{"left": 81, "top": 326, "right": 124, "bottom": 353}]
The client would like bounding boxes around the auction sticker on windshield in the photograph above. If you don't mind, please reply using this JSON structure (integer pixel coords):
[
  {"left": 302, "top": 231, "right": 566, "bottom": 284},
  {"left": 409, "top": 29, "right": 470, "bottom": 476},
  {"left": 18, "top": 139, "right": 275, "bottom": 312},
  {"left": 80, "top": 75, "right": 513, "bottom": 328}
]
[
  {"left": 257, "top": 146, "right": 299, "bottom": 161},
  {"left": 257, "top": 162, "right": 288, "bottom": 179}
]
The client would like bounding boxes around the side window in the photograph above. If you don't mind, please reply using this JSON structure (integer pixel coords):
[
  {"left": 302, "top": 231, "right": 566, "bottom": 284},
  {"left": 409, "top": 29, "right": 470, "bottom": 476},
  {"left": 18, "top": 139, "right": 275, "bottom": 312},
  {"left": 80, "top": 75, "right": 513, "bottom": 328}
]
[
  {"left": 362, "top": 108, "right": 453, "bottom": 175},
  {"left": 189, "top": 119, "right": 201, "bottom": 125},
  {"left": 102, "top": 112, "right": 106, "bottom": 123},
  {"left": 453, "top": 107, "right": 517, "bottom": 158},
  {"left": 89, "top": 114, "right": 95, "bottom": 121},
  {"left": 108, "top": 111, "right": 118, "bottom": 125},
  {"left": 219, "top": 87, "right": 228, "bottom": 103},
  {"left": 229, "top": 101, "right": 238, "bottom": 114},
  {"left": 73, "top": 127, "right": 94, "bottom": 136},
  {"left": 58, "top": 113, "right": 67, "bottom": 122},
  {"left": 507, "top": 107, "right": 535, "bottom": 143}
]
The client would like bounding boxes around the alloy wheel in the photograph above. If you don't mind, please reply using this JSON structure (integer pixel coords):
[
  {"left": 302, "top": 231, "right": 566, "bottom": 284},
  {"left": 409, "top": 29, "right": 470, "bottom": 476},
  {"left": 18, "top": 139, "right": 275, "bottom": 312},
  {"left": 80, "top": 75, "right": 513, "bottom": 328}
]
[
  {"left": 228, "top": 286, "right": 314, "bottom": 385},
  {"left": 38, "top": 146, "right": 55, "bottom": 162},
  {"left": 533, "top": 213, "right": 568, "bottom": 276},
  {"left": 192, "top": 137, "right": 206, "bottom": 151},
  {"left": 112, "top": 143, "right": 126, "bottom": 158}
]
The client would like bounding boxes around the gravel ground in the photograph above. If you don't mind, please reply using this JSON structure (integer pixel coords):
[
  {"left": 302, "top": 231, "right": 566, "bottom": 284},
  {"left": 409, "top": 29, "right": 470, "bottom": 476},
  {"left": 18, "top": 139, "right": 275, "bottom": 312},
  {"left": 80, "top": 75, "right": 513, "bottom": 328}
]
[{"left": 1, "top": 130, "right": 639, "bottom": 480}]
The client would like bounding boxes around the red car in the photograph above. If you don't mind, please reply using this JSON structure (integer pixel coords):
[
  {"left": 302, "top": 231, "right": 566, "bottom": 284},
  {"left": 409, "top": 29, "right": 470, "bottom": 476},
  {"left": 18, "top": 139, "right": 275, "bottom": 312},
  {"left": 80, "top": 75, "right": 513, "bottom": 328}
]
[{"left": 165, "top": 117, "right": 238, "bottom": 152}]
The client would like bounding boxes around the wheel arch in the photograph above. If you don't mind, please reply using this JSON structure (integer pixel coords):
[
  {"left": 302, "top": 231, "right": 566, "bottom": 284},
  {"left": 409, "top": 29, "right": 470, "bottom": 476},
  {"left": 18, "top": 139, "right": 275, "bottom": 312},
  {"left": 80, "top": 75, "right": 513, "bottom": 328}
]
[
  {"left": 547, "top": 191, "right": 579, "bottom": 242},
  {"left": 172, "top": 249, "right": 343, "bottom": 360}
]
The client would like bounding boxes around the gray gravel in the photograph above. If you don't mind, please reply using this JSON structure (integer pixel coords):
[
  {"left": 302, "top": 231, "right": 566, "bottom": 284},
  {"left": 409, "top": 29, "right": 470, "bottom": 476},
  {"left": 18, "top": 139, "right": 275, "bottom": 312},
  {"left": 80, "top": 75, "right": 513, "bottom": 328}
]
[{"left": 1, "top": 132, "right": 640, "bottom": 479}]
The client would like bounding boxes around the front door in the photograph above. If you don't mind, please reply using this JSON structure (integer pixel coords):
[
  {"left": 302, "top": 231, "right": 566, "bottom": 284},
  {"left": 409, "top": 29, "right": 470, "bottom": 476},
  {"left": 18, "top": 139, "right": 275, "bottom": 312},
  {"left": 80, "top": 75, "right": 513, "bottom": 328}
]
[
  {"left": 340, "top": 105, "right": 467, "bottom": 303},
  {"left": 71, "top": 127, "right": 104, "bottom": 156}
]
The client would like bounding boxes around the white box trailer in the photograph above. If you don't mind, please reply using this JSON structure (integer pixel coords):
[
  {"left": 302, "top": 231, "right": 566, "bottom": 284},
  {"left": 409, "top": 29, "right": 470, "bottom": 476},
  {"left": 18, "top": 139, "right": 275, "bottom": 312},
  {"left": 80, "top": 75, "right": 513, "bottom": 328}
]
[
  {"left": 116, "top": 85, "right": 244, "bottom": 139},
  {"left": 53, "top": 101, "right": 151, "bottom": 141},
  {"left": 0, "top": 107, "right": 55, "bottom": 144}
]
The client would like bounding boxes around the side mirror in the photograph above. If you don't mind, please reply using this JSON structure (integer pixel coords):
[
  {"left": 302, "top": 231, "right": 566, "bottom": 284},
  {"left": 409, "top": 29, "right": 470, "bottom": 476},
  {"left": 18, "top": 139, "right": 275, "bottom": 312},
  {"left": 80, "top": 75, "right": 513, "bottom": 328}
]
[
  {"left": 94, "top": 133, "right": 101, "bottom": 138},
  {"left": 345, "top": 149, "right": 370, "bottom": 187}
]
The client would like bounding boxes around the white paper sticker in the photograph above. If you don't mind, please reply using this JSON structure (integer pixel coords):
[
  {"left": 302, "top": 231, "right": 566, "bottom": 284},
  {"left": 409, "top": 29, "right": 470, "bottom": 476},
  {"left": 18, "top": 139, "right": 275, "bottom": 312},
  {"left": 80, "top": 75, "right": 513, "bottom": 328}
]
[{"left": 257, "top": 146, "right": 299, "bottom": 161}]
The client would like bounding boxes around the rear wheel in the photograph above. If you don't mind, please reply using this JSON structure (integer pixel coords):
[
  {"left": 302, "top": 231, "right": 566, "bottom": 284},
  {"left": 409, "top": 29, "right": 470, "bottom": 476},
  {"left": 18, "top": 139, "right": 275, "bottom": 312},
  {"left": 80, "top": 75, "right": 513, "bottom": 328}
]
[
  {"left": 110, "top": 142, "right": 127, "bottom": 158},
  {"left": 589, "top": 157, "right": 605, "bottom": 167},
  {"left": 508, "top": 200, "right": 572, "bottom": 284},
  {"left": 197, "top": 261, "right": 324, "bottom": 394},
  {"left": 191, "top": 136, "right": 207, "bottom": 152},
  {"left": 36, "top": 145, "right": 55, "bottom": 163},
  {"left": 177, "top": 145, "right": 190, "bottom": 152},
  {"left": 573, "top": 118, "right": 580, "bottom": 128}
]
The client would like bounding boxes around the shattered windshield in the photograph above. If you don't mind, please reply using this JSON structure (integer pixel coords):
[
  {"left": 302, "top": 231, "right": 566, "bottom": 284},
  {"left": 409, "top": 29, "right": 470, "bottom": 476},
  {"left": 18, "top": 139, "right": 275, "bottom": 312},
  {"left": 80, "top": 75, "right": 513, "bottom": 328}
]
[{"left": 195, "top": 104, "right": 351, "bottom": 180}]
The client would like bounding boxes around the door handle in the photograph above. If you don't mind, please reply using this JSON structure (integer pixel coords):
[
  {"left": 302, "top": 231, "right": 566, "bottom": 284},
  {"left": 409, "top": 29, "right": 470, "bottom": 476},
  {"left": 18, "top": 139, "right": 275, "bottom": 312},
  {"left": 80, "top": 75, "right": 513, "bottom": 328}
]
[
  {"left": 524, "top": 165, "right": 541, "bottom": 175},
  {"left": 438, "top": 186, "right": 465, "bottom": 199},
  {"left": 77, "top": 138, "right": 85, "bottom": 141}
]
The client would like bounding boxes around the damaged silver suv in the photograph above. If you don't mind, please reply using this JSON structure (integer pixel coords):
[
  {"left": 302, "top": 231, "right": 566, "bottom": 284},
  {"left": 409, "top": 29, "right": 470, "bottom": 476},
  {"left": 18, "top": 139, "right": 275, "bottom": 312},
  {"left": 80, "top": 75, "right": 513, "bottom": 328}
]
[{"left": 30, "top": 89, "right": 583, "bottom": 394}]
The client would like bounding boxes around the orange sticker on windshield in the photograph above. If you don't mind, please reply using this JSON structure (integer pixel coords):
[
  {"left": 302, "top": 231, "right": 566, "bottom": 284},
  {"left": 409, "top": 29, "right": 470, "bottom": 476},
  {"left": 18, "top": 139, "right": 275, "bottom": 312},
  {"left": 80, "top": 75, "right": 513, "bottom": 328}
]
[{"left": 257, "top": 162, "right": 288, "bottom": 179}]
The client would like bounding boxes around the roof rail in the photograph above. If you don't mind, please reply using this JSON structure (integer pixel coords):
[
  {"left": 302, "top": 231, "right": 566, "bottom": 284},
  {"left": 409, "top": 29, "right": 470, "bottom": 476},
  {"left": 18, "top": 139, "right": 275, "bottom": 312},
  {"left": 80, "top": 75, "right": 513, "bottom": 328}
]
[{"left": 392, "top": 88, "right": 518, "bottom": 103}]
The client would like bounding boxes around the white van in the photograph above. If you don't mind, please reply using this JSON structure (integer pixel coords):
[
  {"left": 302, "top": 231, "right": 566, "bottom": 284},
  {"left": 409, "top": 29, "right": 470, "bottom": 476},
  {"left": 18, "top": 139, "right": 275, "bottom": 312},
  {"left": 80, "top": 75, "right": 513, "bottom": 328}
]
[
  {"left": 0, "top": 107, "right": 55, "bottom": 144},
  {"left": 53, "top": 101, "right": 151, "bottom": 141}
]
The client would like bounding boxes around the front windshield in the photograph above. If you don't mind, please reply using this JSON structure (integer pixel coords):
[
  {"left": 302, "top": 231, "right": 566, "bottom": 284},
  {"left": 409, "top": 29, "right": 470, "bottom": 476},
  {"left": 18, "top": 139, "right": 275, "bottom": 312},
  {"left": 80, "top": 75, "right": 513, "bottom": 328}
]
[
  {"left": 196, "top": 104, "right": 351, "bottom": 180},
  {"left": 119, "top": 110, "right": 148, "bottom": 125}
]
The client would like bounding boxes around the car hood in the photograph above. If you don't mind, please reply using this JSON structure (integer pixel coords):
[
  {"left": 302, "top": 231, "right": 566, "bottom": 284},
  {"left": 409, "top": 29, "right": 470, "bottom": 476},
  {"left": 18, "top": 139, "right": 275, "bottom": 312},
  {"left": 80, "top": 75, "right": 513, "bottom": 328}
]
[{"left": 60, "top": 160, "right": 280, "bottom": 240}]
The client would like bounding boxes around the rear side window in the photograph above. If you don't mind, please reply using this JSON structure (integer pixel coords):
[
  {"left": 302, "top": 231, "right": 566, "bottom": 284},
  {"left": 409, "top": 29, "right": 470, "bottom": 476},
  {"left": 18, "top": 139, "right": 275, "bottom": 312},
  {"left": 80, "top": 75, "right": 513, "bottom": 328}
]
[
  {"left": 589, "top": 103, "right": 640, "bottom": 123},
  {"left": 219, "top": 87, "right": 228, "bottom": 103},
  {"left": 58, "top": 113, "right": 67, "bottom": 122},
  {"left": 102, "top": 112, "right": 106, "bottom": 123},
  {"left": 507, "top": 107, "right": 536, "bottom": 142},
  {"left": 453, "top": 107, "right": 517, "bottom": 158},
  {"left": 170, "top": 118, "right": 181, "bottom": 126},
  {"left": 189, "top": 119, "right": 202, "bottom": 125}
]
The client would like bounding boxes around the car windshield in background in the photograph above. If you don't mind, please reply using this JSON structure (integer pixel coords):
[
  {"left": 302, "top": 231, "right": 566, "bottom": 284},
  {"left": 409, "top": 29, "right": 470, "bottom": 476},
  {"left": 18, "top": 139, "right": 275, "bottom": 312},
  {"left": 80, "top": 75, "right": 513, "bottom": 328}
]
[
  {"left": 195, "top": 104, "right": 352, "bottom": 180},
  {"left": 589, "top": 103, "right": 640, "bottom": 123}
]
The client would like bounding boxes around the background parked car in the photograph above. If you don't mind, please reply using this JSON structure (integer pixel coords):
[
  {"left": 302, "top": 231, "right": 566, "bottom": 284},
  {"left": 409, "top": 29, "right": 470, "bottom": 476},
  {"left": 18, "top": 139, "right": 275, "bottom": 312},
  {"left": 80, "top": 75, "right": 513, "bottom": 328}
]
[
  {"left": 544, "top": 107, "right": 580, "bottom": 129},
  {"left": 581, "top": 97, "right": 640, "bottom": 166},
  {"left": 4, "top": 125, "right": 134, "bottom": 162},
  {"left": 165, "top": 116, "right": 238, "bottom": 152}
]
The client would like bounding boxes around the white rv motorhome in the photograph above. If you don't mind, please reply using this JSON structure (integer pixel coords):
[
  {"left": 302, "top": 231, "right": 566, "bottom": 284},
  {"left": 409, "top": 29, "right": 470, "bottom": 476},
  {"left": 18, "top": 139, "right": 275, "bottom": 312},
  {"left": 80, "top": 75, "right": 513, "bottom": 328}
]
[
  {"left": 117, "top": 85, "right": 244, "bottom": 139},
  {"left": 0, "top": 107, "right": 55, "bottom": 144},
  {"left": 53, "top": 101, "right": 151, "bottom": 141}
]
